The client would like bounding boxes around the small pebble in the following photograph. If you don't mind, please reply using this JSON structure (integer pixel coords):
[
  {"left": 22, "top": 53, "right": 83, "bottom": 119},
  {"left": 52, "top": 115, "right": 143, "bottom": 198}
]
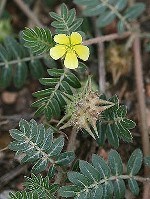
[
  {"left": 0, "top": 190, "right": 13, "bottom": 199},
  {"left": 1, "top": 92, "right": 17, "bottom": 104}
]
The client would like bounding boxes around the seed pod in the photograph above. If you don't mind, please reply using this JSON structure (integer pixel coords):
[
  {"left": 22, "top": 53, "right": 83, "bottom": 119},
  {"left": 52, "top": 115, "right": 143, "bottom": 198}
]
[{"left": 58, "top": 78, "right": 114, "bottom": 139}]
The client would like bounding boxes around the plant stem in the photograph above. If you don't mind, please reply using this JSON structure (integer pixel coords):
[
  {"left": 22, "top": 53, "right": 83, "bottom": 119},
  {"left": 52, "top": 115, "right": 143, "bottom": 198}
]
[
  {"left": 80, "top": 174, "right": 150, "bottom": 194},
  {"left": 55, "top": 166, "right": 64, "bottom": 184},
  {"left": 133, "top": 32, "right": 150, "bottom": 199},
  {"left": 67, "top": 127, "right": 77, "bottom": 152},
  {"left": 93, "top": 17, "right": 106, "bottom": 93},
  {"left": 0, "top": 54, "right": 44, "bottom": 67},
  {"left": 83, "top": 32, "right": 131, "bottom": 46},
  {"left": 133, "top": 35, "right": 150, "bottom": 168},
  {"left": 101, "top": 174, "right": 150, "bottom": 185},
  {"left": 100, "top": 0, "right": 132, "bottom": 31},
  {"left": 98, "top": 37, "right": 106, "bottom": 93},
  {"left": 0, "top": 146, "right": 8, "bottom": 152}
]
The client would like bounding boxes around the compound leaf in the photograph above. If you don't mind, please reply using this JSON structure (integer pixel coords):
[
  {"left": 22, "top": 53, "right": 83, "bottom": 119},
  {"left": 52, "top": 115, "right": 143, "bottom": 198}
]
[
  {"left": 9, "top": 119, "right": 74, "bottom": 173},
  {"left": 22, "top": 27, "right": 53, "bottom": 55},
  {"left": 50, "top": 3, "right": 83, "bottom": 35}
]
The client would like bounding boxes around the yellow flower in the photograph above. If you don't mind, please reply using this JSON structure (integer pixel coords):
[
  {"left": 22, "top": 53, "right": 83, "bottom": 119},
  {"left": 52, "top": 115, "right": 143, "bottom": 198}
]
[{"left": 50, "top": 32, "right": 89, "bottom": 69}]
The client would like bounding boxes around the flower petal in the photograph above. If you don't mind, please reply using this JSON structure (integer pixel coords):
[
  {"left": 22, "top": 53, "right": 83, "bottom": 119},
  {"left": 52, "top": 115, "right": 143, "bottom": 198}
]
[
  {"left": 74, "top": 45, "right": 89, "bottom": 61},
  {"left": 64, "top": 51, "right": 78, "bottom": 69},
  {"left": 70, "top": 32, "right": 82, "bottom": 45},
  {"left": 50, "top": 45, "right": 66, "bottom": 60},
  {"left": 54, "top": 34, "right": 69, "bottom": 45}
]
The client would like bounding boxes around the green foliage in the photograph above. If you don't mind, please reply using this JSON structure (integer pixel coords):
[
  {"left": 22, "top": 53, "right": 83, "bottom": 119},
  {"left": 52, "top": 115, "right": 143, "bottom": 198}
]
[
  {"left": 0, "top": 37, "right": 45, "bottom": 88},
  {"left": 50, "top": 3, "right": 83, "bottom": 35},
  {"left": 9, "top": 119, "right": 75, "bottom": 173},
  {"left": 24, "top": 173, "right": 59, "bottom": 199},
  {"left": 22, "top": 27, "right": 53, "bottom": 55},
  {"left": 128, "top": 178, "right": 139, "bottom": 196},
  {"left": 9, "top": 191, "right": 38, "bottom": 199},
  {"left": 127, "top": 149, "right": 143, "bottom": 175},
  {"left": 59, "top": 149, "right": 143, "bottom": 198},
  {"left": 124, "top": 3, "right": 145, "bottom": 21},
  {"left": 96, "top": 95, "right": 136, "bottom": 148},
  {"left": 74, "top": 0, "right": 145, "bottom": 32},
  {"left": 9, "top": 174, "right": 58, "bottom": 199},
  {"left": 0, "top": 19, "right": 12, "bottom": 42},
  {"left": 32, "top": 68, "right": 81, "bottom": 120}
]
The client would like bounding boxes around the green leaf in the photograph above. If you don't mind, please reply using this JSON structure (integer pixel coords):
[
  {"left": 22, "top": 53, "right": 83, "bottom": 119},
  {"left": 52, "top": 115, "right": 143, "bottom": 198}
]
[
  {"left": 58, "top": 185, "right": 81, "bottom": 197},
  {"left": 48, "top": 165, "right": 56, "bottom": 178},
  {"left": 64, "top": 72, "right": 81, "bottom": 88},
  {"left": 33, "top": 88, "right": 54, "bottom": 98},
  {"left": 5, "top": 36, "right": 25, "bottom": 58},
  {"left": 50, "top": 98, "right": 61, "bottom": 117},
  {"left": 50, "top": 3, "right": 83, "bottom": 35},
  {"left": 74, "top": 0, "right": 107, "bottom": 17},
  {"left": 102, "top": 181, "right": 114, "bottom": 199},
  {"left": 69, "top": 18, "right": 83, "bottom": 33},
  {"left": 61, "top": 3, "right": 68, "bottom": 21},
  {"left": 0, "top": 44, "right": 9, "bottom": 62},
  {"left": 0, "top": 66, "right": 12, "bottom": 87},
  {"left": 74, "top": 0, "right": 99, "bottom": 6},
  {"left": 92, "top": 154, "right": 111, "bottom": 179},
  {"left": 47, "top": 68, "right": 64, "bottom": 77},
  {"left": 79, "top": 160, "right": 100, "bottom": 182},
  {"left": 96, "top": 11, "right": 116, "bottom": 27},
  {"left": 88, "top": 184, "right": 103, "bottom": 199},
  {"left": 55, "top": 151, "right": 75, "bottom": 166},
  {"left": 0, "top": 36, "right": 46, "bottom": 88},
  {"left": 96, "top": 122, "right": 106, "bottom": 146},
  {"left": 24, "top": 173, "right": 59, "bottom": 198},
  {"left": 60, "top": 81, "right": 73, "bottom": 95},
  {"left": 128, "top": 178, "right": 139, "bottom": 195},
  {"left": 113, "top": 178, "right": 126, "bottom": 199},
  {"left": 32, "top": 158, "right": 48, "bottom": 173},
  {"left": 14, "top": 62, "right": 28, "bottom": 88},
  {"left": 121, "top": 118, "right": 136, "bottom": 129},
  {"left": 125, "top": 3, "right": 145, "bottom": 21},
  {"left": 116, "top": 123, "right": 132, "bottom": 142},
  {"left": 29, "top": 59, "right": 45, "bottom": 79},
  {"left": 22, "top": 27, "right": 53, "bottom": 54},
  {"left": 10, "top": 129, "right": 25, "bottom": 141},
  {"left": 113, "top": 0, "right": 127, "bottom": 11},
  {"left": 39, "top": 77, "right": 60, "bottom": 86},
  {"left": 108, "top": 150, "right": 123, "bottom": 175},
  {"left": 48, "top": 136, "right": 64, "bottom": 157},
  {"left": 97, "top": 94, "right": 134, "bottom": 147},
  {"left": 77, "top": 62, "right": 87, "bottom": 73},
  {"left": 9, "top": 191, "right": 38, "bottom": 199},
  {"left": 83, "top": 4, "right": 106, "bottom": 16},
  {"left": 106, "top": 124, "right": 119, "bottom": 148},
  {"left": 117, "top": 20, "right": 125, "bottom": 34},
  {"left": 76, "top": 192, "right": 89, "bottom": 199},
  {"left": 127, "top": 149, "right": 143, "bottom": 175},
  {"left": 67, "top": 171, "right": 93, "bottom": 187}
]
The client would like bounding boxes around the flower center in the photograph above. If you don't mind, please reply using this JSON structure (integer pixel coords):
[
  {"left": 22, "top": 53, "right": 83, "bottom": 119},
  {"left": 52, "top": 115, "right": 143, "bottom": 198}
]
[{"left": 66, "top": 43, "right": 75, "bottom": 53}]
